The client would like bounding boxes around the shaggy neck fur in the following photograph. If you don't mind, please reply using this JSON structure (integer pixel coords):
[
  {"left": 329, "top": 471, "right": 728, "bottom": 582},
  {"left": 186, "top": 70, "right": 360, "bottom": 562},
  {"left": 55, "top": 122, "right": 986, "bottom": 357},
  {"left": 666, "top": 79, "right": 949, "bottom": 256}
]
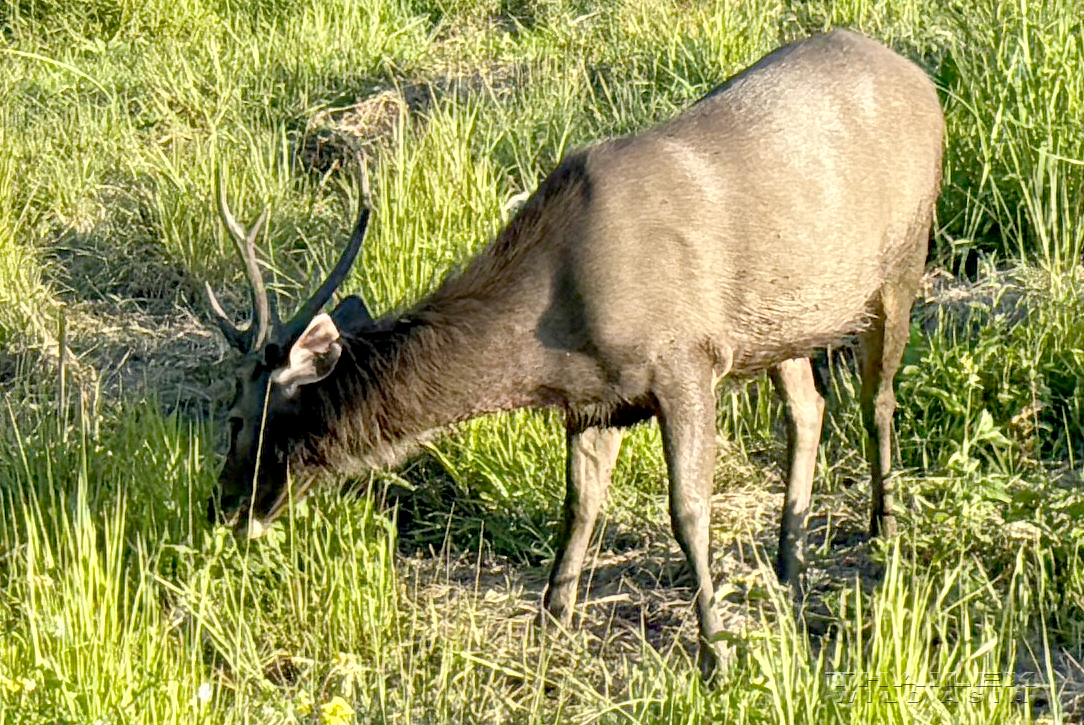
[
  {"left": 299, "top": 310, "right": 530, "bottom": 473},
  {"left": 286, "top": 153, "right": 591, "bottom": 475}
]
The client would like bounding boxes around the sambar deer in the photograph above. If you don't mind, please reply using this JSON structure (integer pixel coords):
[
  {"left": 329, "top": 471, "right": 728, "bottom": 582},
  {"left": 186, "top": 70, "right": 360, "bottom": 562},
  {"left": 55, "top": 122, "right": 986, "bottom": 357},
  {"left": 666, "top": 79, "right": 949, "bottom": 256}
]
[{"left": 205, "top": 30, "right": 944, "bottom": 675}]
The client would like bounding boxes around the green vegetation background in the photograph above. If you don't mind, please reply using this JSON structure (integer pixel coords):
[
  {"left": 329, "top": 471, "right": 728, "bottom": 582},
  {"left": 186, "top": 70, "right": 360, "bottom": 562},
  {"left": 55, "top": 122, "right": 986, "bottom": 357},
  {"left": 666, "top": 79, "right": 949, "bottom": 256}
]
[{"left": 1, "top": 0, "right": 1084, "bottom": 722}]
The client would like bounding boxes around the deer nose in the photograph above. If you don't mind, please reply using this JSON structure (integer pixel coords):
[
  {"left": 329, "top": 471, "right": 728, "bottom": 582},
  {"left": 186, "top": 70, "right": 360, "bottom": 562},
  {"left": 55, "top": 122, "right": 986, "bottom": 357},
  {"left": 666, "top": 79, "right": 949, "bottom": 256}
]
[{"left": 206, "top": 489, "right": 247, "bottom": 525}]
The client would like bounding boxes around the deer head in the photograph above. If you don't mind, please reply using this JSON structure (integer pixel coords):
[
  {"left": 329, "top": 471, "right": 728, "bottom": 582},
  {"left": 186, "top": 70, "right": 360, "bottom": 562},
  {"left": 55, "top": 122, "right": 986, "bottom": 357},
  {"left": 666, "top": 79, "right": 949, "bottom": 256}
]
[{"left": 205, "top": 173, "right": 372, "bottom": 533}]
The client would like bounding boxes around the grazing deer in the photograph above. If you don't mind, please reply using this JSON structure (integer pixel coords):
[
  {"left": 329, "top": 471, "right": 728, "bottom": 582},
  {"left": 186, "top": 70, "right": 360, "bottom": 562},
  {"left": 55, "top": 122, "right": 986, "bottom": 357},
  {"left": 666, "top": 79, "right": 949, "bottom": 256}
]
[{"left": 206, "top": 29, "right": 944, "bottom": 676}]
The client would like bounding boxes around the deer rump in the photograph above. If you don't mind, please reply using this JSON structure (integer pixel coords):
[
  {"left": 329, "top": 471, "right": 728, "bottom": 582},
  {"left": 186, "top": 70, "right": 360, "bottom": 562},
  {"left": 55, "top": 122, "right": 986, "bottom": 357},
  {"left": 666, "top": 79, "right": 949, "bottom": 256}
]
[{"left": 207, "top": 29, "right": 944, "bottom": 678}]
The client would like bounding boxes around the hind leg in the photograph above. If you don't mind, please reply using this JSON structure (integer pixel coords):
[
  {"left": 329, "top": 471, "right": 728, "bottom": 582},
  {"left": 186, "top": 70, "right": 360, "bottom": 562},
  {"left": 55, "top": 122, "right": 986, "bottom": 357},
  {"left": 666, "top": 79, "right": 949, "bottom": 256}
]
[
  {"left": 858, "top": 278, "right": 920, "bottom": 538},
  {"left": 770, "top": 358, "right": 825, "bottom": 587},
  {"left": 543, "top": 423, "right": 623, "bottom": 625}
]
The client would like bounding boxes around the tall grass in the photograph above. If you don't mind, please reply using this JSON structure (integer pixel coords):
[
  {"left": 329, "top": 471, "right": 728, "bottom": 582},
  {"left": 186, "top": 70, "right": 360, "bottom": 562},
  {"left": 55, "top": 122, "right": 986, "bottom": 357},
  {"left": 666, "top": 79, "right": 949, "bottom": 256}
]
[
  {"left": 0, "top": 394, "right": 1061, "bottom": 722},
  {"left": 939, "top": 0, "right": 1084, "bottom": 268},
  {"left": 0, "top": 119, "right": 52, "bottom": 354}
]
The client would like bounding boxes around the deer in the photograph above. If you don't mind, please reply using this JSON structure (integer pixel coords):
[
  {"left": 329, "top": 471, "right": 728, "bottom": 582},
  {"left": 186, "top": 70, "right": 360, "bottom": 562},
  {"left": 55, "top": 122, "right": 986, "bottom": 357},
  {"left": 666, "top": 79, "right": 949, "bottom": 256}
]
[{"left": 205, "top": 29, "right": 944, "bottom": 677}]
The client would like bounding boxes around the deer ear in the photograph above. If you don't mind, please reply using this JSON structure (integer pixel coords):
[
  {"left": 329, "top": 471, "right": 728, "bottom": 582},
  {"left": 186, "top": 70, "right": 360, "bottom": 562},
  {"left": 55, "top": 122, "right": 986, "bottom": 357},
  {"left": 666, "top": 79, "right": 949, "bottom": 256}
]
[
  {"left": 333, "top": 295, "right": 374, "bottom": 329},
  {"left": 271, "top": 313, "right": 342, "bottom": 396}
]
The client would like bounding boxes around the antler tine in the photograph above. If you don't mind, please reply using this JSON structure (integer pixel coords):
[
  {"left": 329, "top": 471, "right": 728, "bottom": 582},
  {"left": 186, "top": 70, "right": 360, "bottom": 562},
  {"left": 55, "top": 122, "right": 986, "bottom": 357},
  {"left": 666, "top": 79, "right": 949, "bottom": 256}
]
[
  {"left": 357, "top": 149, "right": 373, "bottom": 209},
  {"left": 243, "top": 207, "right": 276, "bottom": 350},
  {"left": 276, "top": 167, "right": 372, "bottom": 347},
  {"left": 216, "top": 173, "right": 275, "bottom": 350},
  {"left": 205, "top": 282, "right": 253, "bottom": 351}
]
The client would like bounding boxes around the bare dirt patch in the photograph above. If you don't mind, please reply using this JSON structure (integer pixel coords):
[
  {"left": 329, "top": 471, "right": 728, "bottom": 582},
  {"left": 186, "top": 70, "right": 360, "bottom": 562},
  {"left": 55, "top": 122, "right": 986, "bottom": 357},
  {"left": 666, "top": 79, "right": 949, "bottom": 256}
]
[
  {"left": 394, "top": 449, "right": 884, "bottom": 687},
  {"left": 67, "top": 299, "right": 229, "bottom": 415},
  {"left": 294, "top": 64, "right": 524, "bottom": 175},
  {"left": 914, "top": 265, "right": 1034, "bottom": 336}
]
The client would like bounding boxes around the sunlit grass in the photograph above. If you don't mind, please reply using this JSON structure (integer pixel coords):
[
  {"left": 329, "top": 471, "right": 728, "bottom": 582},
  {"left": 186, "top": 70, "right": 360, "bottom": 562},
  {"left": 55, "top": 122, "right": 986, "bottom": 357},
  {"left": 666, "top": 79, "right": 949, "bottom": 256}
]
[{"left": 0, "top": 399, "right": 1063, "bottom": 723}]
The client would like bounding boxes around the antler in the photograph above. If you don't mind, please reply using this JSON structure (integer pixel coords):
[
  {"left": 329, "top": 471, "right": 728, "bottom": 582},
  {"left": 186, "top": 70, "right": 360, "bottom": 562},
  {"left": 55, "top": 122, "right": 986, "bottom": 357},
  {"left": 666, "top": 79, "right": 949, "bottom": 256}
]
[
  {"left": 205, "top": 280, "right": 252, "bottom": 351},
  {"left": 216, "top": 173, "right": 276, "bottom": 351},
  {"left": 273, "top": 163, "right": 372, "bottom": 349},
  {"left": 207, "top": 165, "right": 372, "bottom": 355},
  {"left": 275, "top": 205, "right": 370, "bottom": 348}
]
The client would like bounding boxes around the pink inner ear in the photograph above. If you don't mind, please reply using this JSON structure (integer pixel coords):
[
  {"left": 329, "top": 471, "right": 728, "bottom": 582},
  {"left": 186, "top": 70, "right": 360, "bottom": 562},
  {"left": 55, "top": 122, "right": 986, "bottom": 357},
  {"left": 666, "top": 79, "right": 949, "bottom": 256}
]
[{"left": 297, "top": 314, "right": 340, "bottom": 355}]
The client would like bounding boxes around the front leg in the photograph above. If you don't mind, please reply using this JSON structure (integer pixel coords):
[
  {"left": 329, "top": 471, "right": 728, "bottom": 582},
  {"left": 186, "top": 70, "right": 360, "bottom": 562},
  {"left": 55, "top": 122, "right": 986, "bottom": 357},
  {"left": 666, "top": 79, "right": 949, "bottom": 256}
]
[
  {"left": 543, "top": 423, "right": 623, "bottom": 625},
  {"left": 655, "top": 357, "right": 724, "bottom": 679}
]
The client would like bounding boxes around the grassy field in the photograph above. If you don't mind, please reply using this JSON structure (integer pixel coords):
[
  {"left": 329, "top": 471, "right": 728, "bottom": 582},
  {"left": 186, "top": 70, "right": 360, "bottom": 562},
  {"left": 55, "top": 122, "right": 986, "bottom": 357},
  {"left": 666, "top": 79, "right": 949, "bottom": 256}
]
[{"left": 2, "top": 0, "right": 1084, "bottom": 722}]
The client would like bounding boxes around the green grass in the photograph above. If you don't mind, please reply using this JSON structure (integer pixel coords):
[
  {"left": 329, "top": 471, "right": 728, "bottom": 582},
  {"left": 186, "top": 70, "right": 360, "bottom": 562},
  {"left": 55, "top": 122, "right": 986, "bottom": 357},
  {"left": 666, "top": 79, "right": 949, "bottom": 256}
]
[{"left": 2, "top": 0, "right": 1084, "bottom": 722}]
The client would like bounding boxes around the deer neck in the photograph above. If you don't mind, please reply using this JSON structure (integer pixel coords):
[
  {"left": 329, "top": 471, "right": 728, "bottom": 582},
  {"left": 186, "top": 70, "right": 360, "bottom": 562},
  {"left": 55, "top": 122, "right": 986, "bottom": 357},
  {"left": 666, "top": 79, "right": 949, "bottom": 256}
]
[{"left": 300, "top": 297, "right": 543, "bottom": 472}]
